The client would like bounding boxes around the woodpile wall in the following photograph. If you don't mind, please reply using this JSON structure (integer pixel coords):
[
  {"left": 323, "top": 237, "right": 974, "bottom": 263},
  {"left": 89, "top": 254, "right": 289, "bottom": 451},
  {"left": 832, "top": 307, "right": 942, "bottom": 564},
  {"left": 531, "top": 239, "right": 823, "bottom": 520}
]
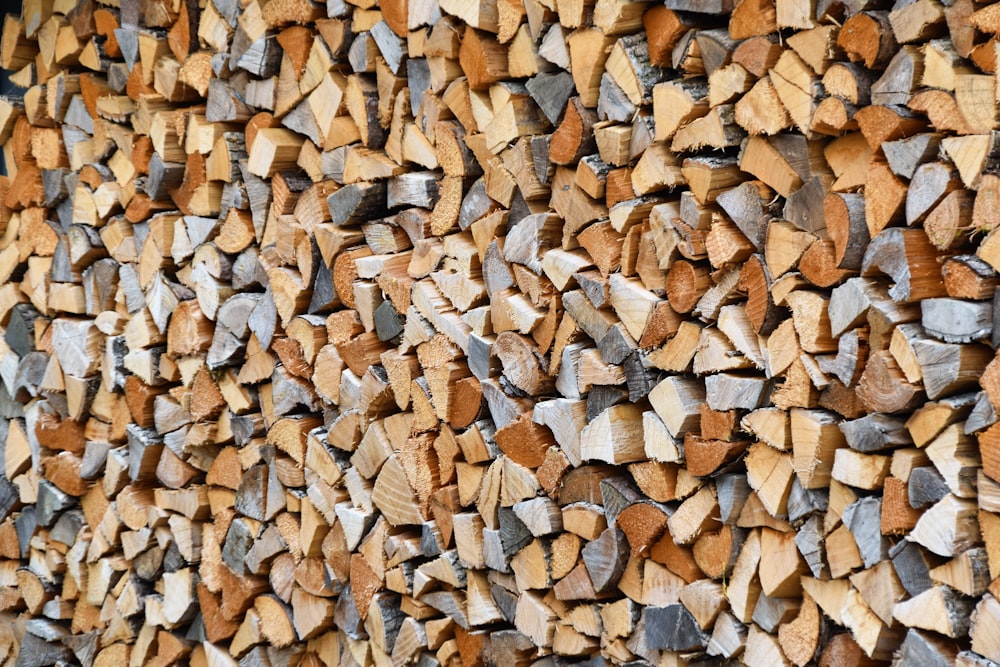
[{"left": 6, "top": 0, "right": 1000, "bottom": 664}]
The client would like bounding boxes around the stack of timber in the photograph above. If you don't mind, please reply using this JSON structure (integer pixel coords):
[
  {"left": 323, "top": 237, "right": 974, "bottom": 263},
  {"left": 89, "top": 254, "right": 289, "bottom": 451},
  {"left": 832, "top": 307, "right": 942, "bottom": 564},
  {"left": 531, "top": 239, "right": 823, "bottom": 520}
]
[{"left": 12, "top": 0, "right": 1000, "bottom": 664}]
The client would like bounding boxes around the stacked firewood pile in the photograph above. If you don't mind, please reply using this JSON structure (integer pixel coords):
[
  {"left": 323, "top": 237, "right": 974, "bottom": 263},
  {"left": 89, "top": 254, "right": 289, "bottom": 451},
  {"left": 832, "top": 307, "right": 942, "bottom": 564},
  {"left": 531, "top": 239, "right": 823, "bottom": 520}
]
[{"left": 8, "top": 0, "right": 1000, "bottom": 663}]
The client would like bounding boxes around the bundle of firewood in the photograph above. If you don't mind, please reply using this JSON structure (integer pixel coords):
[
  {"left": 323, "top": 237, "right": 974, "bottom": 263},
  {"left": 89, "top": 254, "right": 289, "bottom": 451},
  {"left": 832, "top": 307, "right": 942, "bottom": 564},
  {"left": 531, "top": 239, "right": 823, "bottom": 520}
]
[{"left": 6, "top": 0, "right": 1000, "bottom": 663}]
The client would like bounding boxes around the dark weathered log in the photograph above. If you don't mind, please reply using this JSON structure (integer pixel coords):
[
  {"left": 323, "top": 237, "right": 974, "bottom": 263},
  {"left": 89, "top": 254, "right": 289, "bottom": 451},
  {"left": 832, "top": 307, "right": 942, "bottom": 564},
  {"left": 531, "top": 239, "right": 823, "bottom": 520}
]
[{"left": 645, "top": 604, "right": 709, "bottom": 651}]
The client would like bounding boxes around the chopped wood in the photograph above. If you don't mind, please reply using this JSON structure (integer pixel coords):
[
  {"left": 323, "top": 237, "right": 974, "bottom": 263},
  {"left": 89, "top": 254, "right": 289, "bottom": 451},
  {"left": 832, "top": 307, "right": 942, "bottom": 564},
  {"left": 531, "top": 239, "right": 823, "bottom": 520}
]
[{"left": 5, "top": 1, "right": 1000, "bottom": 664}]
